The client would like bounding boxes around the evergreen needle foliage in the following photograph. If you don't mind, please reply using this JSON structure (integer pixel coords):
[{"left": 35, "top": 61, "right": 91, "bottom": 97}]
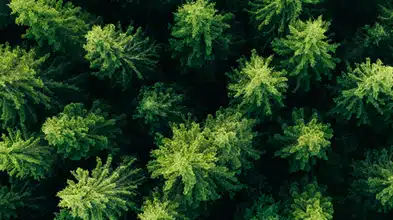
[
  {"left": 138, "top": 195, "right": 181, "bottom": 220},
  {"left": 244, "top": 194, "right": 281, "bottom": 220},
  {"left": 169, "top": 0, "right": 233, "bottom": 68},
  {"left": 272, "top": 16, "right": 339, "bottom": 92},
  {"left": 274, "top": 108, "right": 333, "bottom": 172},
  {"left": 0, "top": 184, "right": 32, "bottom": 220},
  {"left": 84, "top": 24, "right": 158, "bottom": 90},
  {"left": 227, "top": 49, "right": 288, "bottom": 116},
  {"left": 57, "top": 155, "right": 141, "bottom": 220},
  {"left": 42, "top": 101, "right": 122, "bottom": 160}
]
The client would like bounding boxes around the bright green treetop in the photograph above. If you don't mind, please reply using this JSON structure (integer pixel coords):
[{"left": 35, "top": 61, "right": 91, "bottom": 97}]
[
  {"left": 289, "top": 182, "right": 334, "bottom": 220},
  {"left": 42, "top": 101, "right": 122, "bottom": 160},
  {"left": 272, "top": 16, "right": 339, "bottom": 92},
  {"left": 274, "top": 108, "right": 333, "bottom": 172},
  {"left": 9, "top": 0, "right": 89, "bottom": 52},
  {"left": 0, "top": 129, "right": 52, "bottom": 180},
  {"left": 244, "top": 194, "right": 281, "bottom": 220},
  {"left": 333, "top": 58, "right": 393, "bottom": 125},
  {"left": 138, "top": 195, "right": 181, "bottom": 220},
  {"left": 0, "top": 184, "right": 32, "bottom": 220},
  {"left": 84, "top": 24, "right": 158, "bottom": 90},
  {"left": 227, "top": 49, "right": 288, "bottom": 116},
  {"left": 57, "top": 155, "right": 141, "bottom": 220},
  {"left": 169, "top": 0, "right": 233, "bottom": 68}
]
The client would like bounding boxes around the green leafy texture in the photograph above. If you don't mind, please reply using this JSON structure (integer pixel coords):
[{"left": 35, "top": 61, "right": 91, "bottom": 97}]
[
  {"left": 9, "top": 0, "right": 89, "bottom": 52},
  {"left": 169, "top": 0, "right": 233, "bottom": 68},
  {"left": 54, "top": 209, "right": 81, "bottom": 220},
  {"left": 148, "top": 120, "right": 241, "bottom": 206},
  {"left": 0, "top": 184, "right": 31, "bottom": 220},
  {"left": 138, "top": 195, "right": 181, "bottom": 220},
  {"left": 0, "top": 129, "right": 52, "bottom": 180},
  {"left": 244, "top": 194, "right": 281, "bottom": 220},
  {"left": 227, "top": 49, "right": 288, "bottom": 116},
  {"left": 133, "top": 82, "right": 185, "bottom": 134},
  {"left": 57, "top": 155, "right": 141, "bottom": 220},
  {"left": 289, "top": 182, "right": 334, "bottom": 220},
  {"left": 42, "top": 101, "right": 122, "bottom": 160},
  {"left": 333, "top": 58, "right": 393, "bottom": 126},
  {"left": 274, "top": 108, "right": 333, "bottom": 172},
  {"left": 0, "top": 43, "right": 51, "bottom": 132},
  {"left": 84, "top": 24, "right": 158, "bottom": 90},
  {"left": 351, "top": 147, "right": 393, "bottom": 212},
  {"left": 272, "top": 16, "right": 339, "bottom": 92},
  {"left": 203, "top": 108, "right": 259, "bottom": 172}
]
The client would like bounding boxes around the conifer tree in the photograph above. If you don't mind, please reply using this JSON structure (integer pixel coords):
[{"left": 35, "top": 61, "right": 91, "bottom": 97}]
[
  {"left": 42, "top": 101, "right": 122, "bottom": 160},
  {"left": 9, "top": 0, "right": 90, "bottom": 52},
  {"left": 0, "top": 184, "right": 32, "bottom": 220},
  {"left": 244, "top": 194, "right": 281, "bottom": 220},
  {"left": 138, "top": 194, "right": 182, "bottom": 220},
  {"left": 169, "top": 0, "right": 233, "bottom": 68},
  {"left": 57, "top": 155, "right": 141, "bottom": 220},
  {"left": 274, "top": 108, "right": 333, "bottom": 172},
  {"left": 333, "top": 58, "right": 393, "bottom": 125},
  {"left": 0, "top": 129, "right": 52, "bottom": 180},
  {"left": 54, "top": 209, "right": 81, "bottom": 220},
  {"left": 84, "top": 24, "right": 158, "bottom": 90},
  {"left": 272, "top": 16, "right": 339, "bottom": 92},
  {"left": 227, "top": 49, "right": 288, "bottom": 116}
]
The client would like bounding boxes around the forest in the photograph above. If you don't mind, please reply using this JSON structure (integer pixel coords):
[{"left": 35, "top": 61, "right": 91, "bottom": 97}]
[{"left": 1, "top": 0, "right": 393, "bottom": 219}]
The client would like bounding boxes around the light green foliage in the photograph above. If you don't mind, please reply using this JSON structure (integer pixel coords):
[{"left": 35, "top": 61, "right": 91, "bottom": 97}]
[
  {"left": 133, "top": 82, "right": 185, "bottom": 133},
  {"left": 272, "top": 16, "right": 339, "bottom": 91},
  {"left": 0, "top": 129, "right": 52, "bottom": 180},
  {"left": 9, "top": 0, "right": 89, "bottom": 52},
  {"left": 84, "top": 24, "right": 158, "bottom": 90},
  {"left": 57, "top": 155, "right": 141, "bottom": 220},
  {"left": 169, "top": 0, "right": 233, "bottom": 68},
  {"left": 244, "top": 194, "right": 281, "bottom": 220},
  {"left": 148, "top": 121, "right": 241, "bottom": 206},
  {"left": 333, "top": 58, "right": 393, "bottom": 125},
  {"left": 0, "top": 184, "right": 31, "bottom": 220},
  {"left": 138, "top": 195, "right": 181, "bottom": 220},
  {"left": 289, "top": 182, "right": 334, "bottom": 220},
  {"left": 275, "top": 109, "right": 333, "bottom": 172},
  {"left": 227, "top": 49, "right": 288, "bottom": 116},
  {"left": 0, "top": 43, "right": 50, "bottom": 132},
  {"left": 204, "top": 108, "right": 258, "bottom": 171},
  {"left": 42, "top": 102, "right": 122, "bottom": 160}
]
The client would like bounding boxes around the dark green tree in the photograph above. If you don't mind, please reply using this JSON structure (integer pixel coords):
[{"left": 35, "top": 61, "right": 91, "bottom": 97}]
[
  {"left": 169, "top": 0, "right": 233, "bottom": 68},
  {"left": 0, "top": 0, "right": 12, "bottom": 29},
  {"left": 0, "top": 184, "right": 32, "bottom": 220},
  {"left": 244, "top": 194, "right": 281, "bottom": 220}
]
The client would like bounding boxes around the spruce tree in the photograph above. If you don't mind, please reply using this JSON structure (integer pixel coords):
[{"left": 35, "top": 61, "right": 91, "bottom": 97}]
[
  {"left": 84, "top": 24, "right": 158, "bottom": 90},
  {"left": 333, "top": 58, "right": 393, "bottom": 125},
  {"left": 272, "top": 16, "right": 339, "bottom": 92},
  {"left": 57, "top": 155, "right": 141, "bottom": 220},
  {"left": 0, "top": 184, "right": 32, "bottom": 220},
  {"left": 138, "top": 194, "right": 182, "bottom": 220},
  {"left": 227, "top": 49, "right": 288, "bottom": 116},
  {"left": 274, "top": 108, "right": 333, "bottom": 172},
  {"left": 0, "top": 129, "right": 52, "bottom": 180},
  {"left": 169, "top": 0, "right": 233, "bottom": 68},
  {"left": 244, "top": 194, "right": 281, "bottom": 220},
  {"left": 42, "top": 101, "right": 122, "bottom": 160}
]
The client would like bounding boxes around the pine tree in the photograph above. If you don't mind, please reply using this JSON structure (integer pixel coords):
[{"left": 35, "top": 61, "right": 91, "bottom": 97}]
[
  {"left": 0, "top": 129, "right": 52, "bottom": 180},
  {"left": 0, "top": 184, "right": 32, "bottom": 220},
  {"left": 227, "top": 49, "right": 288, "bottom": 116},
  {"left": 272, "top": 16, "right": 339, "bottom": 92},
  {"left": 169, "top": 0, "right": 233, "bottom": 68},
  {"left": 289, "top": 182, "right": 334, "bottom": 220},
  {"left": 9, "top": 0, "right": 90, "bottom": 52},
  {"left": 42, "top": 101, "right": 122, "bottom": 160},
  {"left": 57, "top": 155, "right": 141, "bottom": 220},
  {"left": 133, "top": 82, "right": 185, "bottom": 134},
  {"left": 84, "top": 24, "right": 158, "bottom": 90},
  {"left": 333, "top": 58, "right": 393, "bottom": 126},
  {"left": 138, "top": 194, "right": 182, "bottom": 220},
  {"left": 274, "top": 108, "right": 333, "bottom": 172},
  {"left": 244, "top": 194, "right": 281, "bottom": 220}
]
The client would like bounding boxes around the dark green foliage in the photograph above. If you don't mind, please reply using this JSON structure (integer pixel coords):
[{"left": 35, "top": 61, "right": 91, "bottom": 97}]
[
  {"left": 57, "top": 155, "right": 141, "bottom": 220},
  {"left": 169, "top": 0, "right": 233, "bottom": 68},
  {"left": 244, "top": 194, "right": 281, "bottom": 220},
  {"left": 0, "top": 184, "right": 32, "bottom": 219},
  {"left": 54, "top": 209, "right": 81, "bottom": 220},
  {"left": 0, "top": 0, "right": 12, "bottom": 29},
  {"left": 42, "top": 101, "right": 122, "bottom": 160}
]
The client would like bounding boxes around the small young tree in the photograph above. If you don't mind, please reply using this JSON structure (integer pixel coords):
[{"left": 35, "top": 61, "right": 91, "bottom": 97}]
[
  {"left": 227, "top": 49, "right": 288, "bottom": 116},
  {"left": 333, "top": 58, "right": 393, "bottom": 126},
  {"left": 84, "top": 24, "right": 158, "bottom": 90},
  {"left": 0, "top": 184, "right": 32, "bottom": 220},
  {"left": 244, "top": 194, "right": 281, "bottom": 220},
  {"left": 57, "top": 155, "right": 142, "bottom": 220},
  {"left": 169, "top": 0, "right": 233, "bottom": 68},
  {"left": 42, "top": 101, "right": 122, "bottom": 160},
  {"left": 274, "top": 108, "right": 333, "bottom": 172},
  {"left": 272, "top": 16, "right": 339, "bottom": 92},
  {"left": 138, "top": 194, "right": 182, "bottom": 220}
]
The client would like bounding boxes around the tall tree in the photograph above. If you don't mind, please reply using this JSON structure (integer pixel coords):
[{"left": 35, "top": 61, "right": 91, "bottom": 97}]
[
  {"left": 57, "top": 155, "right": 142, "bottom": 220},
  {"left": 244, "top": 194, "right": 282, "bottom": 220},
  {"left": 84, "top": 24, "right": 158, "bottom": 90},
  {"left": 272, "top": 16, "right": 339, "bottom": 92},
  {"left": 169, "top": 0, "right": 233, "bottom": 68}
]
